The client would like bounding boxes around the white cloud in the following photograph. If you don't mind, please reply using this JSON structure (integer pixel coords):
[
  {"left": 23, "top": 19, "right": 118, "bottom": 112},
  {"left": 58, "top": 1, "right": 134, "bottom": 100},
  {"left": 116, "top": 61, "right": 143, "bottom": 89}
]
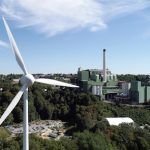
[
  {"left": 0, "top": 40, "right": 9, "bottom": 48},
  {"left": 0, "top": 0, "right": 150, "bottom": 36},
  {"left": 101, "top": 0, "right": 150, "bottom": 21}
]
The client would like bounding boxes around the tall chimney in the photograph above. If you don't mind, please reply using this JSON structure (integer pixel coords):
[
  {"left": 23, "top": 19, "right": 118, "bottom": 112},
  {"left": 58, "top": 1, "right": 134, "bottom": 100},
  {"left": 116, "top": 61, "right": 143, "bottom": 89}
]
[{"left": 103, "top": 49, "right": 107, "bottom": 82}]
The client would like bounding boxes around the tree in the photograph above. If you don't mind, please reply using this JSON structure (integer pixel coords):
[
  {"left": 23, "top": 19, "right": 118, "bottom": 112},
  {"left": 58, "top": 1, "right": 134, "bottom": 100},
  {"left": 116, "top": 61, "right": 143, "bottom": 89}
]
[
  {"left": 73, "top": 130, "right": 115, "bottom": 150},
  {"left": 1, "top": 91, "right": 14, "bottom": 104},
  {"left": 136, "top": 137, "right": 150, "bottom": 150},
  {"left": 13, "top": 107, "right": 23, "bottom": 123}
]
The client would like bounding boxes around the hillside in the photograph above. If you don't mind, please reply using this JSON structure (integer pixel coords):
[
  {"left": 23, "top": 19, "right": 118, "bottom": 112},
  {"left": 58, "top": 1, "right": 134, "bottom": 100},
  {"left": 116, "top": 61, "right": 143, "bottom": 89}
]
[{"left": 0, "top": 77, "right": 150, "bottom": 149}]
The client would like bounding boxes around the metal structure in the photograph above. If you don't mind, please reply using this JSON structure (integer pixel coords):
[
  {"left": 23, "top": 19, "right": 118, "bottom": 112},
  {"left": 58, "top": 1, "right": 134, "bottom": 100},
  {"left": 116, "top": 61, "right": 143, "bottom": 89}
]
[
  {"left": 130, "top": 81, "right": 150, "bottom": 104},
  {"left": 0, "top": 17, "right": 78, "bottom": 150}
]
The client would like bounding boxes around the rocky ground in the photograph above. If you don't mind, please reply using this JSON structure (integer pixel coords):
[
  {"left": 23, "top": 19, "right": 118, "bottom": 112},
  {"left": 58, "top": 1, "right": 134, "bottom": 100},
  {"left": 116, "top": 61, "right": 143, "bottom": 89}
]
[{"left": 5, "top": 120, "right": 66, "bottom": 140}]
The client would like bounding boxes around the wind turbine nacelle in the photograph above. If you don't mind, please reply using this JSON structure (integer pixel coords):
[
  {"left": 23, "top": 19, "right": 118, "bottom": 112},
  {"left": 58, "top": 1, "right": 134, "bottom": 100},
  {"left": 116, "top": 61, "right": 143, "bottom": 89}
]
[{"left": 20, "top": 74, "right": 35, "bottom": 86}]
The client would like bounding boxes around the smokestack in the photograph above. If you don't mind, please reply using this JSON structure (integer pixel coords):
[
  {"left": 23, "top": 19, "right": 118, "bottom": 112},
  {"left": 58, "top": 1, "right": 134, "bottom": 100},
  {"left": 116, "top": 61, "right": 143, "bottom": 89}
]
[{"left": 103, "top": 49, "right": 107, "bottom": 82}]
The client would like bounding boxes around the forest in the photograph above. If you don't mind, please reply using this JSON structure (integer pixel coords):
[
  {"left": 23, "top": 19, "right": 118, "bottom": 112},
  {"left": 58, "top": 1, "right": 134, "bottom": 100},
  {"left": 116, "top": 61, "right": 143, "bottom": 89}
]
[{"left": 0, "top": 74, "right": 150, "bottom": 150}]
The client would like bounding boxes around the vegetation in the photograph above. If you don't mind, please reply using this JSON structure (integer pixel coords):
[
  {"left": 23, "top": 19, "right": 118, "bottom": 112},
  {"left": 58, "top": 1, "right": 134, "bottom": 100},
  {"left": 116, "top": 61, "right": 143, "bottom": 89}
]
[
  {"left": 0, "top": 74, "right": 150, "bottom": 149},
  {"left": 117, "top": 74, "right": 150, "bottom": 85}
]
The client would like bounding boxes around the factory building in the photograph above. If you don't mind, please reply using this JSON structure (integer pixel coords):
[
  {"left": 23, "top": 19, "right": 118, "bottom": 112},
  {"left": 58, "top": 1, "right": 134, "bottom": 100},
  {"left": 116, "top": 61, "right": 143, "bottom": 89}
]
[
  {"left": 77, "top": 49, "right": 120, "bottom": 100},
  {"left": 120, "top": 82, "right": 131, "bottom": 96},
  {"left": 77, "top": 49, "right": 150, "bottom": 104},
  {"left": 130, "top": 81, "right": 150, "bottom": 104},
  {"left": 114, "top": 81, "right": 131, "bottom": 103}
]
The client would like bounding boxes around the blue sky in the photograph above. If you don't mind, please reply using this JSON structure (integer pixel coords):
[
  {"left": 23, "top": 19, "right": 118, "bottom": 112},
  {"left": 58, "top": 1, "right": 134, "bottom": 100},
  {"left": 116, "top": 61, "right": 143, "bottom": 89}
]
[{"left": 0, "top": 0, "right": 150, "bottom": 75}]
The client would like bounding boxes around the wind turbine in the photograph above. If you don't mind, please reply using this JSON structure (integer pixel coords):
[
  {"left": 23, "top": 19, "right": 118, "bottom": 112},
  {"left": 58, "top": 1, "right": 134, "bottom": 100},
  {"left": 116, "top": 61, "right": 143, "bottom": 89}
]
[{"left": 0, "top": 17, "right": 79, "bottom": 150}]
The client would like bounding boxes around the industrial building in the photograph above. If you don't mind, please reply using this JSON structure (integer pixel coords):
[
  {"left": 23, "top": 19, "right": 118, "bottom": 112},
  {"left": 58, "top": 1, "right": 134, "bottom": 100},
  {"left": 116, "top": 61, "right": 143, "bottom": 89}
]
[
  {"left": 77, "top": 49, "right": 150, "bottom": 104},
  {"left": 130, "top": 81, "right": 150, "bottom": 104},
  {"left": 77, "top": 49, "right": 120, "bottom": 100}
]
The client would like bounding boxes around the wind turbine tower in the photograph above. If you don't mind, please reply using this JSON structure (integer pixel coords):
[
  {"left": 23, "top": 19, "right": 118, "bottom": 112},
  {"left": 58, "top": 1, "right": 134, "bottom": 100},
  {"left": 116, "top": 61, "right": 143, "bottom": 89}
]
[{"left": 0, "top": 17, "right": 78, "bottom": 150}]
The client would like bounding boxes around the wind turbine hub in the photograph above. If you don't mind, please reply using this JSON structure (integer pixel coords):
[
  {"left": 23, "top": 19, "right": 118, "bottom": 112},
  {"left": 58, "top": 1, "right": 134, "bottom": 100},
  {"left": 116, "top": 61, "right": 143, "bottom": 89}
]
[{"left": 20, "top": 74, "right": 35, "bottom": 86}]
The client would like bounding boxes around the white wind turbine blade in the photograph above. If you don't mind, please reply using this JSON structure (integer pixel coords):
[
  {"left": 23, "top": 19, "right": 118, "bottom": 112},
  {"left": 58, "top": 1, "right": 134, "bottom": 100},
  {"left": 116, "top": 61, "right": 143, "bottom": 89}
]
[
  {"left": 0, "top": 85, "right": 27, "bottom": 125},
  {"left": 2, "top": 17, "right": 28, "bottom": 75},
  {"left": 35, "top": 78, "right": 79, "bottom": 88}
]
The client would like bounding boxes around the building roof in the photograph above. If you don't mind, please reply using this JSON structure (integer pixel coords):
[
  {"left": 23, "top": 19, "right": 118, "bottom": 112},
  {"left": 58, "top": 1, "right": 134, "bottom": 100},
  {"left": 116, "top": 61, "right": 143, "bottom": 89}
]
[{"left": 105, "top": 117, "right": 134, "bottom": 126}]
